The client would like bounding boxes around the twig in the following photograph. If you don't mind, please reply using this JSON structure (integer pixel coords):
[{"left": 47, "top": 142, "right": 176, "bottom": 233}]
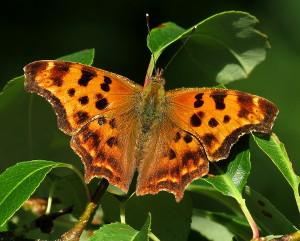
[{"left": 56, "top": 178, "right": 109, "bottom": 241}]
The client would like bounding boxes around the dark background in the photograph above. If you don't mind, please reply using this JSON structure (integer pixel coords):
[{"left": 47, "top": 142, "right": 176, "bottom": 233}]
[{"left": 0, "top": 0, "right": 299, "bottom": 226}]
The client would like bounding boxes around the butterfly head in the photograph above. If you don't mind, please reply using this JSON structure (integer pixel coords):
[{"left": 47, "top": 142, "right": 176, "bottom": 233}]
[{"left": 143, "top": 68, "right": 166, "bottom": 99}]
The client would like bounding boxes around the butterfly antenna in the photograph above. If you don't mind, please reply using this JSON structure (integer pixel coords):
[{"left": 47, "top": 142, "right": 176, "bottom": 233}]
[
  {"left": 164, "top": 26, "right": 197, "bottom": 72},
  {"left": 145, "top": 13, "right": 157, "bottom": 82}
]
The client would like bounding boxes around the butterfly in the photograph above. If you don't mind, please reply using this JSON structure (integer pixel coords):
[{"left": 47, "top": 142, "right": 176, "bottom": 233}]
[{"left": 23, "top": 61, "right": 278, "bottom": 202}]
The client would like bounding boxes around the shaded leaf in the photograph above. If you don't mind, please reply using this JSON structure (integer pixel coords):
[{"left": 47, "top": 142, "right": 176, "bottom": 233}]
[
  {"left": 187, "top": 139, "right": 258, "bottom": 237},
  {"left": 133, "top": 214, "right": 151, "bottom": 241},
  {"left": 0, "top": 160, "right": 71, "bottom": 226},
  {"left": 187, "top": 180, "right": 242, "bottom": 215},
  {"left": 253, "top": 133, "right": 300, "bottom": 212},
  {"left": 58, "top": 48, "right": 95, "bottom": 65},
  {"left": 191, "top": 209, "right": 251, "bottom": 241},
  {"left": 148, "top": 11, "right": 269, "bottom": 84},
  {"left": 89, "top": 214, "right": 151, "bottom": 241},
  {"left": 102, "top": 192, "right": 192, "bottom": 241},
  {"left": 244, "top": 186, "right": 298, "bottom": 234}
]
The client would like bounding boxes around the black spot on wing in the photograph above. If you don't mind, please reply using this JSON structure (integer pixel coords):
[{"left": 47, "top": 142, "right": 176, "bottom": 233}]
[
  {"left": 174, "top": 132, "right": 181, "bottom": 142},
  {"left": 210, "top": 91, "right": 227, "bottom": 110},
  {"left": 109, "top": 118, "right": 116, "bottom": 128},
  {"left": 168, "top": 149, "right": 176, "bottom": 160},
  {"left": 101, "top": 83, "right": 110, "bottom": 92},
  {"left": 106, "top": 137, "right": 118, "bottom": 147},
  {"left": 104, "top": 76, "right": 112, "bottom": 84},
  {"left": 183, "top": 134, "right": 193, "bottom": 143},
  {"left": 78, "top": 96, "right": 89, "bottom": 105},
  {"left": 78, "top": 68, "right": 96, "bottom": 86},
  {"left": 98, "top": 116, "right": 107, "bottom": 125},
  {"left": 190, "top": 114, "right": 201, "bottom": 127},
  {"left": 223, "top": 115, "right": 230, "bottom": 123},
  {"left": 76, "top": 111, "right": 89, "bottom": 124},
  {"left": 208, "top": 118, "right": 219, "bottom": 128},
  {"left": 24, "top": 61, "right": 48, "bottom": 78},
  {"left": 50, "top": 62, "right": 70, "bottom": 86},
  {"left": 237, "top": 94, "right": 254, "bottom": 106},
  {"left": 238, "top": 108, "right": 250, "bottom": 118},
  {"left": 194, "top": 99, "right": 204, "bottom": 108},
  {"left": 96, "top": 98, "right": 108, "bottom": 110},
  {"left": 202, "top": 133, "right": 216, "bottom": 147},
  {"left": 68, "top": 88, "right": 75, "bottom": 97}
]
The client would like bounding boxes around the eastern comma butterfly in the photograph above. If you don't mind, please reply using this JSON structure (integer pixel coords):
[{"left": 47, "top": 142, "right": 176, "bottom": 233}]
[{"left": 24, "top": 60, "right": 278, "bottom": 201}]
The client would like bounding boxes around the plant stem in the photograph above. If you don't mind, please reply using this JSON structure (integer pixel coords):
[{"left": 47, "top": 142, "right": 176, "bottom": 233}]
[
  {"left": 45, "top": 182, "right": 55, "bottom": 215},
  {"left": 57, "top": 178, "right": 109, "bottom": 241},
  {"left": 144, "top": 55, "right": 156, "bottom": 86},
  {"left": 120, "top": 203, "right": 126, "bottom": 224},
  {"left": 293, "top": 186, "right": 300, "bottom": 213},
  {"left": 239, "top": 199, "right": 260, "bottom": 239},
  {"left": 149, "top": 232, "right": 161, "bottom": 241}
]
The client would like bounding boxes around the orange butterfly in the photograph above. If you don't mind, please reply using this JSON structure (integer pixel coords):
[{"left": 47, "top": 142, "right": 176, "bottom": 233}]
[{"left": 24, "top": 61, "right": 278, "bottom": 201}]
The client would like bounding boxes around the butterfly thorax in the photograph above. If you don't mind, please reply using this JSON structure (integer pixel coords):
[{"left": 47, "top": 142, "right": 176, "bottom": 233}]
[{"left": 139, "top": 75, "right": 166, "bottom": 133}]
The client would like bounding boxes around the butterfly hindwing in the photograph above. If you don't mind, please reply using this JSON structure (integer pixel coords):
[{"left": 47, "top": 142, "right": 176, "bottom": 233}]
[
  {"left": 24, "top": 60, "right": 142, "bottom": 135},
  {"left": 71, "top": 112, "right": 139, "bottom": 192},
  {"left": 167, "top": 88, "right": 278, "bottom": 161},
  {"left": 136, "top": 121, "right": 209, "bottom": 201}
]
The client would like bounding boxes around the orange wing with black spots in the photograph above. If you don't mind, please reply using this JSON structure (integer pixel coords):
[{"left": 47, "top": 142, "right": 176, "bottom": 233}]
[
  {"left": 136, "top": 123, "right": 209, "bottom": 201},
  {"left": 167, "top": 88, "right": 278, "bottom": 161},
  {"left": 24, "top": 60, "right": 142, "bottom": 135},
  {"left": 24, "top": 60, "right": 142, "bottom": 192},
  {"left": 71, "top": 114, "right": 139, "bottom": 192}
]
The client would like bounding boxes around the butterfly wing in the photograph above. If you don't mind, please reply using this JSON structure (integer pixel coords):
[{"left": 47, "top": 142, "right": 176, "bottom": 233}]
[
  {"left": 166, "top": 88, "right": 278, "bottom": 161},
  {"left": 136, "top": 119, "right": 209, "bottom": 202},
  {"left": 71, "top": 113, "right": 139, "bottom": 191},
  {"left": 24, "top": 60, "right": 142, "bottom": 135},
  {"left": 24, "top": 60, "right": 143, "bottom": 190}
]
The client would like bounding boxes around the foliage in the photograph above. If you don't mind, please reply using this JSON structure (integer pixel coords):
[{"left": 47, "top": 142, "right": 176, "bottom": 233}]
[{"left": 0, "top": 11, "right": 299, "bottom": 241}]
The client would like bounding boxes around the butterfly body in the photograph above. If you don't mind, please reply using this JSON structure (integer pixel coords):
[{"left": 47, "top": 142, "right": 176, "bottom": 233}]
[
  {"left": 139, "top": 75, "right": 166, "bottom": 130},
  {"left": 24, "top": 60, "right": 278, "bottom": 201}
]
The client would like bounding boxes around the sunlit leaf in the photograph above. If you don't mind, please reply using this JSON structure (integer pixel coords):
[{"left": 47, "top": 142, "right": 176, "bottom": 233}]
[
  {"left": 147, "top": 11, "right": 269, "bottom": 84},
  {"left": 253, "top": 133, "right": 300, "bottom": 212},
  {"left": 0, "top": 160, "right": 73, "bottom": 226}
]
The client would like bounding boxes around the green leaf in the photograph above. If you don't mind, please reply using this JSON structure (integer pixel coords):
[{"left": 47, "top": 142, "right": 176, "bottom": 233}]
[
  {"left": 187, "top": 181, "right": 242, "bottom": 215},
  {"left": 191, "top": 209, "right": 251, "bottom": 241},
  {"left": 244, "top": 186, "right": 298, "bottom": 234},
  {"left": 204, "top": 143, "right": 251, "bottom": 198},
  {"left": 147, "top": 22, "right": 185, "bottom": 59},
  {"left": 188, "top": 139, "right": 259, "bottom": 236},
  {"left": 102, "top": 192, "right": 192, "bottom": 241},
  {"left": 133, "top": 214, "right": 151, "bottom": 241},
  {"left": 89, "top": 223, "right": 137, "bottom": 241},
  {"left": 0, "top": 160, "right": 72, "bottom": 226},
  {"left": 89, "top": 214, "right": 151, "bottom": 241},
  {"left": 58, "top": 48, "right": 95, "bottom": 65},
  {"left": 147, "top": 11, "right": 268, "bottom": 84},
  {"left": 253, "top": 133, "right": 300, "bottom": 212}
]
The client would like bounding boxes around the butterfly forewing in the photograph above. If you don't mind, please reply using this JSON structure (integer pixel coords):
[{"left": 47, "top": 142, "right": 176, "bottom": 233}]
[
  {"left": 24, "top": 60, "right": 142, "bottom": 193},
  {"left": 167, "top": 88, "right": 278, "bottom": 161},
  {"left": 24, "top": 60, "right": 142, "bottom": 135}
]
